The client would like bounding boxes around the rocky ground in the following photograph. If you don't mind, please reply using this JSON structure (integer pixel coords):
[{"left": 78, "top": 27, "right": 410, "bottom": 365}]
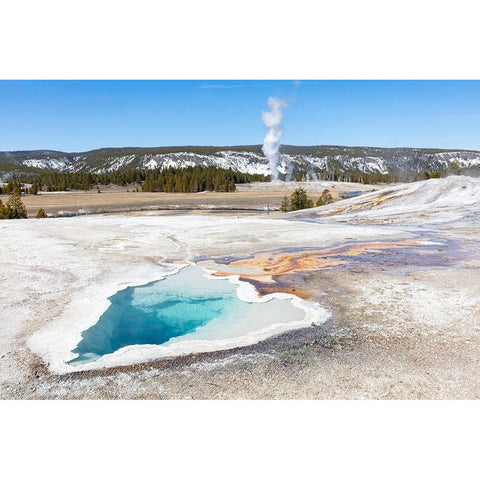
[{"left": 1, "top": 176, "right": 479, "bottom": 399}]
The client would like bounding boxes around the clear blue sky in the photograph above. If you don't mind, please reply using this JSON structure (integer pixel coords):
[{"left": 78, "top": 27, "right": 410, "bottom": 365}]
[{"left": 1, "top": 80, "right": 480, "bottom": 152}]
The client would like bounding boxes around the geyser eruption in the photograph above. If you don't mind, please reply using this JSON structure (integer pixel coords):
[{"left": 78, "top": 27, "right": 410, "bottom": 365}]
[{"left": 262, "top": 97, "right": 287, "bottom": 181}]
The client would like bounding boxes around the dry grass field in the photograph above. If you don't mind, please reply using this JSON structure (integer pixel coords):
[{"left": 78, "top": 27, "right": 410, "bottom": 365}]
[{"left": 1, "top": 181, "right": 378, "bottom": 217}]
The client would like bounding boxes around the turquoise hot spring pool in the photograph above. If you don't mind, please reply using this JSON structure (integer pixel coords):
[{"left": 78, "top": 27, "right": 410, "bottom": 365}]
[{"left": 70, "top": 265, "right": 306, "bottom": 364}]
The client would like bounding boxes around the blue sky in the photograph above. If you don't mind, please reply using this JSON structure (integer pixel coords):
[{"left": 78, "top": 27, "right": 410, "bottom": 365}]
[{"left": 1, "top": 80, "right": 480, "bottom": 152}]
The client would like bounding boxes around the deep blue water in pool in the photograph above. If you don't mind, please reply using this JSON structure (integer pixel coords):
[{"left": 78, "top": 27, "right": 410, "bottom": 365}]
[{"left": 70, "top": 266, "right": 241, "bottom": 363}]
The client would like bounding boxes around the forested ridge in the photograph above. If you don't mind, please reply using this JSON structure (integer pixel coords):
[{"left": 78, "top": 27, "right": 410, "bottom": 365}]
[{"left": 0, "top": 159, "right": 470, "bottom": 197}]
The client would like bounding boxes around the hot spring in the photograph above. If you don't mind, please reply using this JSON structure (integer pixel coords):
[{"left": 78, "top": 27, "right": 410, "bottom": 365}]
[{"left": 69, "top": 265, "right": 314, "bottom": 365}]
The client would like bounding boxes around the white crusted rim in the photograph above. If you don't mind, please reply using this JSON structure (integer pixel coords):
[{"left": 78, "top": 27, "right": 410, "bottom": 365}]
[{"left": 28, "top": 262, "right": 330, "bottom": 374}]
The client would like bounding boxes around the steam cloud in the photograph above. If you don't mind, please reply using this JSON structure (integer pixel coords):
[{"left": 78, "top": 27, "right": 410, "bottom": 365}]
[{"left": 262, "top": 97, "right": 287, "bottom": 181}]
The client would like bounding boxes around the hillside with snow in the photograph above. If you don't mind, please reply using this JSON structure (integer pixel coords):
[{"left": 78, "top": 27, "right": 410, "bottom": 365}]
[{"left": 2, "top": 145, "right": 480, "bottom": 179}]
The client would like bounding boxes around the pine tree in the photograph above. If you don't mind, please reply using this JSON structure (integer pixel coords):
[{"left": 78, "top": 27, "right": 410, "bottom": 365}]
[
  {"left": 289, "top": 187, "right": 314, "bottom": 211},
  {"left": 448, "top": 160, "right": 462, "bottom": 176},
  {"left": 316, "top": 189, "right": 333, "bottom": 207},
  {"left": 280, "top": 194, "right": 290, "bottom": 213},
  {"left": 35, "top": 208, "right": 47, "bottom": 218},
  {"left": 5, "top": 192, "right": 27, "bottom": 219}
]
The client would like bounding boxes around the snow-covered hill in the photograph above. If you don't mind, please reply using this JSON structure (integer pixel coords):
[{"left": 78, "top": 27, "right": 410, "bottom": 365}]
[{"left": 2, "top": 145, "right": 480, "bottom": 177}]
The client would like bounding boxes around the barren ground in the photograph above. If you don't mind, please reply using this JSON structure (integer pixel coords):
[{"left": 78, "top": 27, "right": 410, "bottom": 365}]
[{"left": 1, "top": 177, "right": 479, "bottom": 399}]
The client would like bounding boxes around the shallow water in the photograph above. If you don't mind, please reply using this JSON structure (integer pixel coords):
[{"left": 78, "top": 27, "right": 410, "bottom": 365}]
[
  {"left": 70, "top": 265, "right": 305, "bottom": 364},
  {"left": 199, "top": 232, "right": 477, "bottom": 277}
]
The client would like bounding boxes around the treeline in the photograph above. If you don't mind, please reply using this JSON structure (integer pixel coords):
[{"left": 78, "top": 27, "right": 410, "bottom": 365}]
[
  {"left": 286, "top": 168, "right": 451, "bottom": 184},
  {"left": 9, "top": 166, "right": 268, "bottom": 193},
  {"left": 0, "top": 180, "right": 42, "bottom": 195},
  {"left": 141, "top": 166, "right": 266, "bottom": 193},
  {"left": 285, "top": 159, "right": 475, "bottom": 184},
  {"left": 12, "top": 170, "right": 145, "bottom": 192}
]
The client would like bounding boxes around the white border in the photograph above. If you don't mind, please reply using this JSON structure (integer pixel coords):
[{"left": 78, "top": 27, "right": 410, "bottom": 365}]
[
  {"left": 2, "top": 1, "right": 479, "bottom": 477},
  {"left": 2, "top": 1, "right": 480, "bottom": 79},
  {"left": 1, "top": 401, "right": 478, "bottom": 480}
]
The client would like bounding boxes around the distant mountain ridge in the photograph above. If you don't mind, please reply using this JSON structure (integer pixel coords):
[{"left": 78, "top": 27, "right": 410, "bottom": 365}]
[{"left": 2, "top": 145, "right": 480, "bottom": 178}]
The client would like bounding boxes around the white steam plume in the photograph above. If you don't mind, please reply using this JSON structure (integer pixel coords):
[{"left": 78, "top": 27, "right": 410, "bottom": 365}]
[{"left": 262, "top": 97, "right": 287, "bottom": 181}]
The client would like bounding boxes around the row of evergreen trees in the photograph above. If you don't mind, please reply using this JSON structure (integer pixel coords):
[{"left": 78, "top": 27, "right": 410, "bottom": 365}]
[
  {"left": 285, "top": 163, "right": 464, "bottom": 184},
  {"left": 141, "top": 166, "right": 263, "bottom": 193},
  {"left": 287, "top": 169, "right": 449, "bottom": 184},
  {"left": 9, "top": 166, "right": 268, "bottom": 193},
  {"left": 0, "top": 180, "right": 40, "bottom": 195}
]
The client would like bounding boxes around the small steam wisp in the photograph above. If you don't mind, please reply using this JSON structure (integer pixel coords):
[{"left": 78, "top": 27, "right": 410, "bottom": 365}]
[{"left": 262, "top": 97, "right": 287, "bottom": 181}]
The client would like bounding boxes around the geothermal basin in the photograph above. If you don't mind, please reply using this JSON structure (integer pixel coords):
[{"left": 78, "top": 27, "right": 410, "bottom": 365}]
[{"left": 61, "top": 265, "right": 328, "bottom": 370}]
